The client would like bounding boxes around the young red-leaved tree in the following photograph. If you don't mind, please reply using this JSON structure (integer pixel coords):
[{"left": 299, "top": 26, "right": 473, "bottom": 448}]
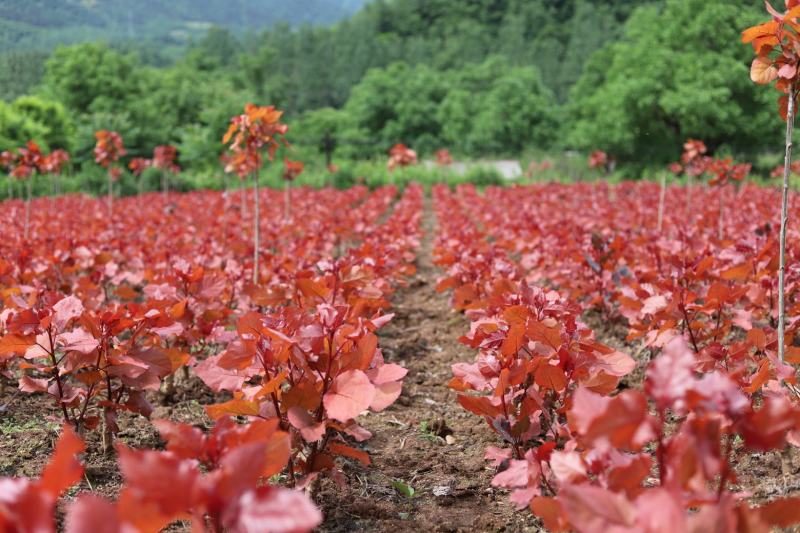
[
  {"left": 282, "top": 158, "right": 304, "bottom": 221},
  {"left": 128, "top": 157, "right": 151, "bottom": 199},
  {"left": 40, "top": 149, "right": 70, "bottom": 197},
  {"left": 93, "top": 130, "right": 126, "bottom": 220},
  {"left": 436, "top": 148, "right": 453, "bottom": 166},
  {"left": 223, "top": 104, "right": 289, "bottom": 285},
  {"left": 387, "top": 143, "right": 417, "bottom": 173},
  {"left": 152, "top": 144, "right": 179, "bottom": 199},
  {"left": 9, "top": 141, "right": 43, "bottom": 240},
  {"left": 743, "top": 1, "right": 800, "bottom": 363}
]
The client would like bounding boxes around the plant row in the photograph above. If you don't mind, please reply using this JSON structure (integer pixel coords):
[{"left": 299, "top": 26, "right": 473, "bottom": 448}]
[
  {"left": 0, "top": 183, "right": 423, "bottom": 531},
  {"left": 432, "top": 183, "right": 800, "bottom": 531}
]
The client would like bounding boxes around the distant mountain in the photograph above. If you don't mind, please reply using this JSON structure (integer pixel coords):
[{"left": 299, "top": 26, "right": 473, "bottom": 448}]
[{"left": 0, "top": 0, "right": 366, "bottom": 51}]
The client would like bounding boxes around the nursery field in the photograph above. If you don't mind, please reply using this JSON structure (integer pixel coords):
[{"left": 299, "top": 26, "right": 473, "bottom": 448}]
[
  {"left": 2, "top": 178, "right": 800, "bottom": 533},
  {"left": 7, "top": 1, "right": 800, "bottom": 531}
]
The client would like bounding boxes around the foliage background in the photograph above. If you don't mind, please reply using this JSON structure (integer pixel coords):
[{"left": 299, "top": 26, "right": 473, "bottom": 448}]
[{"left": 0, "top": 0, "right": 788, "bottom": 192}]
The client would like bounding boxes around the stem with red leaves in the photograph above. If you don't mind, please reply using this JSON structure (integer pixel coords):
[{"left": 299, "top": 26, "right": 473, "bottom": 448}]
[
  {"left": 46, "top": 327, "right": 72, "bottom": 426},
  {"left": 778, "top": 85, "right": 796, "bottom": 364},
  {"left": 305, "top": 329, "right": 337, "bottom": 475},
  {"left": 680, "top": 303, "right": 700, "bottom": 354}
]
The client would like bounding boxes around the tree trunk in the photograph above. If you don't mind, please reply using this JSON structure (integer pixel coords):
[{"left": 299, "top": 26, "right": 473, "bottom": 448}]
[
  {"left": 253, "top": 170, "right": 260, "bottom": 285},
  {"left": 778, "top": 87, "right": 796, "bottom": 364}
]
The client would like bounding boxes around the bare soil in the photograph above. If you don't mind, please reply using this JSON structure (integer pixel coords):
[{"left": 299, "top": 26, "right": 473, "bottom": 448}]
[{"left": 314, "top": 196, "right": 540, "bottom": 532}]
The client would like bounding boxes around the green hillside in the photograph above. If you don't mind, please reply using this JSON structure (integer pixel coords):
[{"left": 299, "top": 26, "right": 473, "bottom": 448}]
[{"left": 0, "top": 0, "right": 364, "bottom": 51}]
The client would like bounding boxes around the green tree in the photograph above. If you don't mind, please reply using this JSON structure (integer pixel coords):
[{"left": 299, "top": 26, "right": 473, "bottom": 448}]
[
  {"left": 341, "top": 62, "right": 448, "bottom": 155},
  {"left": 566, "top": 0, "right": 779, "bottom": 164},
  {"left": 0, "top": 51, "right": 48, "bottom": 101},
  {"left": 469, "top": 67, "right": 557, "bottom": 154},
  {"left": 0, "top": 101, "right": 46, "bottom": 151},
  {"left": 12, "top": 96, "right": 75, "bottom": 150},
  {"left": 438, "top": 58, "right": 557, "bottom": 154},
  {"left": 43, "top": 43, "right": 138, "bottom": 115}
]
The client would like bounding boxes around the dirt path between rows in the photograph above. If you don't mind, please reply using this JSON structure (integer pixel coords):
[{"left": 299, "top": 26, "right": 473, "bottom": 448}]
[{"left": 316, "top": 195, "right": 538, "bottom": 532}]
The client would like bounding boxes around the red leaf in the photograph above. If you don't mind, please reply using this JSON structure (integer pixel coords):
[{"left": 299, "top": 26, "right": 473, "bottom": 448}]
[
  {"left": 751, "top": 57, "right": 779, "bottom": 84},
  {"left": 19, "top": 375, "right": 49, "bottom": 393},
  {"left": 58, "top": 328, "right": 99, "bottom": 354},
  {"left": 287, "top": 407, "right": 326, "bottom": 442},
  {"left": 65, "top": 494, "right": 120, "bottom": 533},
  {"left": 323, "top": 369, "right": 375, "bottom": 422},
  {"left": 328, "top": 441, "right": 371, "bottom": 466},
  {"left": 0, "top": 333, "right": 34, "bottom": 356},
  {"left": 152, "top": 420, "right": 206, "bottom": 459},
  {"left": 40, "top": 425, "right": 85, "bottom": 497},
  {"left": 366, "top": 363, "right": 407, "bottom": 385},
  {"left": 739, "top": 396, "right": 800, "bottom": 451},
  {"left": 117, "top": 445, "right": 199, "bottom": 517},
  {"left": 535, "top": 364, "right": 567, "bottom": 391},
  {"left": 491, "top": 459, "right": 532, "bottom": 488},
  {"left": 558, "top": 485, "right": 636, "bottom": 530},
  {"left": 457, "top": 394, "right": 503, "bottom": 418},
  {"left": 758, "top": 496, "right": 800, "bottom": 527},
  {"left": 52, "top": 296, "right": 84, "bottom": 331},
  {"left": 531, "top": 497, "right": 569, "bottom": 532},
  {"left": 370, "top": 381, "right": 403, "bottom": 411},
  {"left": 194, "top": 353, "right": 246, "bottom": 392},
  {"left": 645, "top": 337, "right": 695, "bottom": 411},
  {"left": 205, "top": 398, "right": 260, "bottom": 420},
  {"left": 233, "top": 486, "right": 322, "bottom": 533},
  {"left": 641, "top": 295, "right": 667, "bottom": 316}
]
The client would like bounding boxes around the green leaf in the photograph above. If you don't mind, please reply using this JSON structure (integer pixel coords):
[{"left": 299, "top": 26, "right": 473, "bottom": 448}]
[{"left": 392, "top": 480, "right": 415, "bottom": 499}]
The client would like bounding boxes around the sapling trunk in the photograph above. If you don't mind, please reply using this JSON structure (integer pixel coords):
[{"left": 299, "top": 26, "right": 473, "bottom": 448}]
[
  {"left": 687, "top": 174, "right": 694, "bottom": 223},
  {"left": 24, "top": 178, "right": 31, "bottom": 241},
  {"left": 223, "top": 173, "right": 229, "bottom": 211},
  {"left": 253, "top": 169, "right": 260, "bottom": 285},
  {"left": 284, "top": 179, "right": 291, "bottom": 221},
  {"left": 162, "top": 171, "right": 169, "bottom": 199},
  {"left": 102, "top": 407, "right": 114, "bottom": 454},
  {"left": 107, "top": 168, "right": 113, "bottom": 220},
  {"left": 778, "top": 87, "right": 796, "bottom": 364},
  {"left": 657, "top": 172, "right": 666, "bottom": 233},
  {"left": 162, "top": 373, "right": 176, "bottom": 400},
  {"left": 718, "top": 188, "right": 724, "bottom": 242}
]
